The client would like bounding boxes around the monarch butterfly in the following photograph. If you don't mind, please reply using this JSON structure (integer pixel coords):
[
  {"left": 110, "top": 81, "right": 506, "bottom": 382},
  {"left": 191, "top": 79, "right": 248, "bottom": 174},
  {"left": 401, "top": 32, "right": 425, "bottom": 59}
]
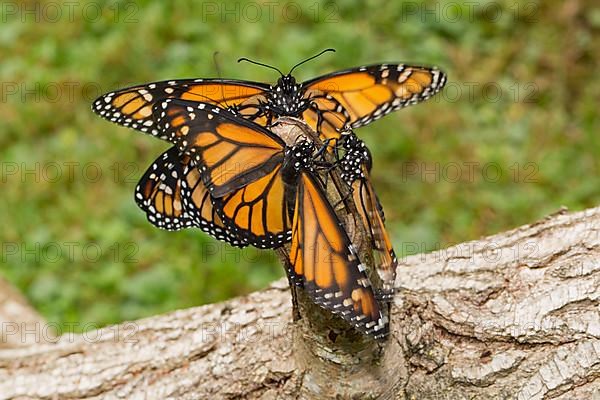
[
  {"left": 153, "top": 99, "right": 388, "bottom": 339},
  {"left": 339, "top": 134, "right": 397, "bottom": 291},
  {"left": 92, "top": 49, "right": 446, "bottom": 144},
  {"left": 135, "top": 146, "right": 248, "bottom": 247}
]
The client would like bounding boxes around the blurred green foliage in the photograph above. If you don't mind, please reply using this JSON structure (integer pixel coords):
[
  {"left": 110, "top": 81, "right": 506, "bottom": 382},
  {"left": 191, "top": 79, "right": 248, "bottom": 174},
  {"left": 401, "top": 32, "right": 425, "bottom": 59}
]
[{"left": 1, "top": 0, "right": 598, "bottom": 332}]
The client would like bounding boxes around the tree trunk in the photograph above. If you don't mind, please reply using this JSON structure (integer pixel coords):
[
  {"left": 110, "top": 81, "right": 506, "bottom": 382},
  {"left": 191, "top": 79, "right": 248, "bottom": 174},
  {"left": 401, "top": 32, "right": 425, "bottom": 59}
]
[{"left": 1, "top": 205, "right": 599, "bottom": 399}]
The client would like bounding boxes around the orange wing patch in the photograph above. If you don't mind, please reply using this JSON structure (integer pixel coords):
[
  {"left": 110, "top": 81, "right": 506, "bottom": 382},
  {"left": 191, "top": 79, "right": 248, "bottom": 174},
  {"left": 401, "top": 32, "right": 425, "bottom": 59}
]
[
  {"left": 215, "top": 164, "right": 291, "bottom": 248},
  {"left": 181, "top": 84, "right": 265, "bottom": 105},
  {"left": 301, "top": 97, "right": 349, "bottom": 142},
  {"left": 92, "top": 79, "right": 270, "bottom": 139},
  {"left": 289, "top": 172, "right": 388, "bottom": 340},
  {"left": 153, "top": 100, "right": 287, "bottom": 198},
  {"left": 308, "top": 72, "right": 375, "bottom": 92},
  {"left": 304, "top": 64, "right": 446, "bottom": 131}
]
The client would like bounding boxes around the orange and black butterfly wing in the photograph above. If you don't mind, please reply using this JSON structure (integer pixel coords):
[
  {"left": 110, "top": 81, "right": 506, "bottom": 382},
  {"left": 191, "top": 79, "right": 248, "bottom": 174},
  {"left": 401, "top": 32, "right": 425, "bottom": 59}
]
[
  {"left": 92, "top": 78, "right": 272, "bottom": 137},
  {"left": 212, "top": 163, "right": 292, "bottom": 248},
  {"left": 179, "top": 156, "right": 249, "bottom": 248},
  {"left": 154, "top": 100, "right": 291, "bottom": 248},
  {"left": 153, "top": 99, "right": 286, "bottom": 196},
  {"left": 289, "top": 171, "right": 388, "bottom": 340},
  {"left": 340, "top": 134, "right": 397, "bottom": 290},
  {"left": 352, "top": 173, "right": 397, "bottom": 291},
  {"left": 302, "top": 64, "right": 446, "bottom": 141},
  {"left": 135, "top": 147, "right": 248, "bottom": 247},
  {"left": 134, "top": 147, "right": 195, "bottom": 231}
]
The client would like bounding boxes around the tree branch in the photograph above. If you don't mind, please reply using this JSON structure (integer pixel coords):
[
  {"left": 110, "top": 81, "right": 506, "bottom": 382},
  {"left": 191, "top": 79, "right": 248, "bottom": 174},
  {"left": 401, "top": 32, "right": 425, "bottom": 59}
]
[{"left": 1, "top": 206, "right": 599, "bottom": 399}]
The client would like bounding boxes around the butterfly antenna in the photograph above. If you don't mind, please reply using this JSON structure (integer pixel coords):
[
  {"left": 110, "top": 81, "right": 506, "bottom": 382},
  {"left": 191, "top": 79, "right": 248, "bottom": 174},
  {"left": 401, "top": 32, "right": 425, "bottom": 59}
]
[
  {"left": 288, "top": 48, "right": 336, "bottom": 75},
  {"left": 237, "top": 57, "right": 284, "bottom": 76},
  {"left": 213, "top": 51, "right": 231, "bottom": 108}
]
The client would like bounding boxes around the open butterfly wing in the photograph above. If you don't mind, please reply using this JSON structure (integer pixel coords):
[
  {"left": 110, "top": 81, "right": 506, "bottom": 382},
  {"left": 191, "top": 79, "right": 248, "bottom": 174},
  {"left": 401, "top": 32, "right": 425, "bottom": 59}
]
[
  {"left": 212, "top": 163, "right": 292, "bottom": 248},
  {"left": 135, "top": 147, "right": 247, "bottom": 247},
  {"left": 302, "top": 64, "right": 446, "bottom": 141},
  {"left": 154, "top": 100, "right": 291, "bottom": 248},
  {"left": 134, "top": 147, "right": 194, "bottom": 231},
  {"left": 289, "top": 172, "right": 388, "bottom": 340},
  {"left": 301, "top": 96, "right": 349, "bottom": 143},
  {"left": 92, "top": 79, "right": 271, "bottom": 137},
  {"left": 153, "top": 100, "right": 286, "bottom": 197}
]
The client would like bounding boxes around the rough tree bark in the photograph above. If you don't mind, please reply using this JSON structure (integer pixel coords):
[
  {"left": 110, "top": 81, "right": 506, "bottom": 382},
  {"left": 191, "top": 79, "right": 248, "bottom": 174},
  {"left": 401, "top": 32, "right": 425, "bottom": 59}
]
[{"left": 1, "top": 205, "right": 599, "bottom": 399}]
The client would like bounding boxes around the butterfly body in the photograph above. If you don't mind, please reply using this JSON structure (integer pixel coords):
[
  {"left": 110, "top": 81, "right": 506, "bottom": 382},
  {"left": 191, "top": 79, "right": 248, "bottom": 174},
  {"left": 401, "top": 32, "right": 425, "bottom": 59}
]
[{"left": 280, "top": 140, "right": 318, "bottom": 219}]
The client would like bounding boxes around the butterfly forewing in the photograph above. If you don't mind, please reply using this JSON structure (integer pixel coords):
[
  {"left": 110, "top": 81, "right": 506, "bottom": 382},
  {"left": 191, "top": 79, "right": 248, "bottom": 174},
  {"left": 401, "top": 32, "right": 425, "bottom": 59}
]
[
  {"left": 153, "top": 99, "right": 287, "bottom": 197},
  {"left": 154, "top": 100, "right": 292, "bottom": 249},
  {"left": 303, "top": 63, "right": 447, "bottom": 138},
  {"left": 93, "top": 62, "right": 445, "bottom": 148},
  {"left": 289, "top": 172, "right": 389, "bottom": 340},
  {"left": 92, "top": 79, "right": 271, "bottom": 139}
]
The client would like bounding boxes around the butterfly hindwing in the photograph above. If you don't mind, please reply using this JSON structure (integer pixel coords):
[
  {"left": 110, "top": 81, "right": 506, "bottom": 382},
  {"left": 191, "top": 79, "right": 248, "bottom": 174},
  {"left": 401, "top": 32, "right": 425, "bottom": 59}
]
[
  {"left": 352, "top": 175, "right": 397, "bottom": 289},
  {"left": 212, "top": 163, "right": 292, "bottom": 248},
  {"left": 134, "top": 147, "right": 194, "bottom": 231},
  {"left": 134, "top": 146, "right": 248, "bottom": 247}
]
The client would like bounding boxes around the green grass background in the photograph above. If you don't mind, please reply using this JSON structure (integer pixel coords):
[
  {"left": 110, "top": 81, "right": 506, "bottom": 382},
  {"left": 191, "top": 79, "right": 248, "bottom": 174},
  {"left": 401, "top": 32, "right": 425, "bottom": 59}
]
[{"left": 1, "top": 0, "right": 599, "bottom": 332}]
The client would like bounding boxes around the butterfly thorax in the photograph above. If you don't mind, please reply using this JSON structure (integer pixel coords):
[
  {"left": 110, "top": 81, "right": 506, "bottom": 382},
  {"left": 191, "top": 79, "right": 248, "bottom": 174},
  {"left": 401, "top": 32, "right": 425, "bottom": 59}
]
[
  {"left": 281, "top": 140, "right": 315, "bottom": 183},
  {"left": 267, "top": 75, "right": 309, "bottom": 117},
  {"left": 340, "top": 135, "right": 370, "bottom": 183}
]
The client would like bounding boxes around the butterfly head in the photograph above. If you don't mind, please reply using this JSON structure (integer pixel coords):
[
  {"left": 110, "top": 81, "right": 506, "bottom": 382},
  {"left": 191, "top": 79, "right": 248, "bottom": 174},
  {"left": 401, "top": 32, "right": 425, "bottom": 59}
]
[{"left": 269, "top": 75, "right": 308, "bottom": 116}]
